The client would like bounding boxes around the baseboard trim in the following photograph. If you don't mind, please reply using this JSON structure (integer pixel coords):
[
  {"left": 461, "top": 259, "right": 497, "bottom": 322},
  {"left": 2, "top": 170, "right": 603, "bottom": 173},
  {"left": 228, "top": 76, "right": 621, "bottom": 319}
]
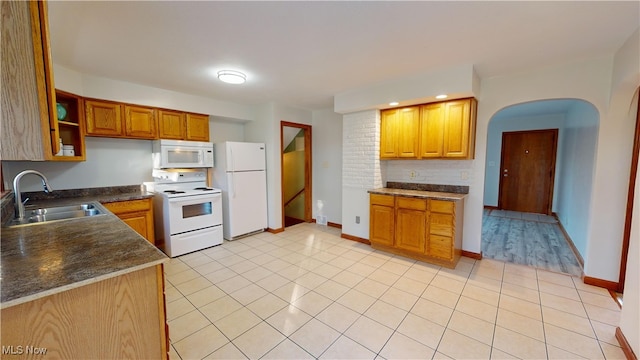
[
  {"left": 328, "top": 222, "right": 342, "bottom": 229},
  {"left": 266, "top": 227, "right": 284, "bottom": 234},
  {"left": 583, "top": 276, "right": 619, "bottom": 291},
  {"left": 461, "top": 250, "right": 482, "bottom": 260},
  {"left": 483, "top": 205, "right": 499, "bottom": 210},
  {"left": 554, "top": 215, "right": 585, "bottom": 269},
  {"left": 341, "top": 233, "right": 371, "bottom": 245},
  {"left": 616, "top": 327, "right": 637, "bottom": 360}
]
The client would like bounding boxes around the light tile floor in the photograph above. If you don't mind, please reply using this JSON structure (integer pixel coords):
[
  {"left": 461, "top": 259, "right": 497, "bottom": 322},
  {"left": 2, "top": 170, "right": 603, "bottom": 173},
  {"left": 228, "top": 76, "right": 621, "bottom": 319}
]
[{"left": 164, "top": 223, "right": 625, "bottom": 360}]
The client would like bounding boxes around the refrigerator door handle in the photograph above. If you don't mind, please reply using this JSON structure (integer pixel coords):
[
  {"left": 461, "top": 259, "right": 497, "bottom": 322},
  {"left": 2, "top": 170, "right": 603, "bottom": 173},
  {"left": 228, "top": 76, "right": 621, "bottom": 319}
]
[
  {"left": 231, "top": 172, "right": 236, "bottom": 198},
  {"left": 230, "top": 147, "right": 235, "bottom": 172}
]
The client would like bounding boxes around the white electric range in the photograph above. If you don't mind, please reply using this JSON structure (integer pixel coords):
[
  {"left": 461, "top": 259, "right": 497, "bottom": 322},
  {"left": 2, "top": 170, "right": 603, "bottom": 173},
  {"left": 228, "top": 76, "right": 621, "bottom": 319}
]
[{"left": 147, "top": 169, "right": 223, "bottom": 257}]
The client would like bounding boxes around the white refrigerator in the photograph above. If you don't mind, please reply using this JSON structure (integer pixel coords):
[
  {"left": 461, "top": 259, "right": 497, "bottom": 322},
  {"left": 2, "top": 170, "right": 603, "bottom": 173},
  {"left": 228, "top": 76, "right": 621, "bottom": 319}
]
[{"left": 213, "top": 142, "right": 268, "bottom": 240}]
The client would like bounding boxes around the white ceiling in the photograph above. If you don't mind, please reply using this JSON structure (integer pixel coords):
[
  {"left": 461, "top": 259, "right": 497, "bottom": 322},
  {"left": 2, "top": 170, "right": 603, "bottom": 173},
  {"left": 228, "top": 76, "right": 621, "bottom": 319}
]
[{"left": 48, "top": 1, "right": 639, "bottom": 112}]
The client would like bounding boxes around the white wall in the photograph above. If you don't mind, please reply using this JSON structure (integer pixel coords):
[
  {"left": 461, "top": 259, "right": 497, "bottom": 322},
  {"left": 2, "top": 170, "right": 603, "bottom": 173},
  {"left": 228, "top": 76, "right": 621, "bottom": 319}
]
[
  {"left": 244, "top": 103, "right": 313, "bottom": 230},
  {"left": 484, "top": 113, "right": 566, "bottom": 210},
  {"left": 312, "top": 109, "right": 343, "bottom": 225},
  {"left": 555, "top": 102, "right": 599, "bottom": 257},
  {"left": 2, "top": 137, "right": 153, "bottom": 191},
  {"left": 209, "top": 120, "right": 245, "bottom": 144}
]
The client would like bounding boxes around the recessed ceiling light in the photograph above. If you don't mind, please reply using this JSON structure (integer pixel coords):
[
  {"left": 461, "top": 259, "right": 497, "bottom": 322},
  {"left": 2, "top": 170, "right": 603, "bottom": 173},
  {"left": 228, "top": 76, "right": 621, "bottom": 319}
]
[
  {"left": 389, "top": 102, "right": 399, "bottom": 106},
  {"left": 435, "top": 94, "right": 448, "bottom": 99},
  {"left": 217, "top": 70, "right": 246, "bottom": 84}
]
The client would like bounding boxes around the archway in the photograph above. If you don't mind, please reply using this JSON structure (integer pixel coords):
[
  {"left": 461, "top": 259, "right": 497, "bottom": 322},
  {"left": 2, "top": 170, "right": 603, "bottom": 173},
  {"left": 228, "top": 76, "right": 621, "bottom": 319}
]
[{"left": 482, "top": 99, "right": 599, "bottom": 276}]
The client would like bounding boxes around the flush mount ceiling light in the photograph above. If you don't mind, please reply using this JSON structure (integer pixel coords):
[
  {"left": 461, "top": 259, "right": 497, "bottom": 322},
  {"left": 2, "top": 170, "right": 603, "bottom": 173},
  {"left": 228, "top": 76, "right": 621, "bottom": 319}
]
[
  {"left": 217, "top": 70, "right": 246, "bottom": 84},
  {"left": 435, "top": 94, "right": 448, "bottom": 99},
  {"left": 389, "top": 101, "right": 399, "bottom": 106}
]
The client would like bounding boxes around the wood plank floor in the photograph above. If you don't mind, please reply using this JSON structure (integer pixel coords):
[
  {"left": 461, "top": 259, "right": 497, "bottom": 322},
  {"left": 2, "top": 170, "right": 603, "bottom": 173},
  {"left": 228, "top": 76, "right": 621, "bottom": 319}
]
[{"left": 481, "top": 209, "right": 583, "bottom": 277}]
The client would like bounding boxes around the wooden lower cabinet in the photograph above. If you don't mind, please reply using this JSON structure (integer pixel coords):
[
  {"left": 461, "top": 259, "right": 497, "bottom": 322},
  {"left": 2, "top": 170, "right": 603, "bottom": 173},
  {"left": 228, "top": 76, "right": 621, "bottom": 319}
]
[
  {"left": 1, "top": 265, "right": 169, "bottom": 359},
  {"left": 369, "top": 194, "right": 464, "bottom": 268},
  {"left": 102, "top": 198, "right": 155, "bottom": 244},
  {"left": 395, "top": 197, "right": 427, "bottom": 253},
  {"left": 370, "top": 194, "right": 395, "bottom": 246}
]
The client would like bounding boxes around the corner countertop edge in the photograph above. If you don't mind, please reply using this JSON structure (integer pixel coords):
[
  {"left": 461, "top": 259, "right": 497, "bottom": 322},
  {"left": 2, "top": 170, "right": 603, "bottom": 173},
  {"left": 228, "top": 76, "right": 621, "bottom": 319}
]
[{"left": 1, "top": 258, "right": 168, "bottom": 310}]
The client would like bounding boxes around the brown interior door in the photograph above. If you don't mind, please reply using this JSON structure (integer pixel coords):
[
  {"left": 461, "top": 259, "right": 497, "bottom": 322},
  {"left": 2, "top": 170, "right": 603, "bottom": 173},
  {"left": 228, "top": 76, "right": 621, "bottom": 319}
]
[{"left": 499, "top": 129, "right": 558, "bottom": 214}]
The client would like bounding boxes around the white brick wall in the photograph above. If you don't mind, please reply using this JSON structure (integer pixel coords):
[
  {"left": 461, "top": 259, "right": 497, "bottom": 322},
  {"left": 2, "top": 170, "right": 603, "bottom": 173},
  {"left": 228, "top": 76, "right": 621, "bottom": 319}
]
[{"left": 342, "top": 110, "right": 382, "bottom": 189}]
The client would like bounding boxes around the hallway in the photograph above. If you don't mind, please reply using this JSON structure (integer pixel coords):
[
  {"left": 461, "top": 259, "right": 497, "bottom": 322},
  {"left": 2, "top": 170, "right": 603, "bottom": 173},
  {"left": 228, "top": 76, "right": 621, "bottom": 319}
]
[{"left": 481, "top": 209, "right": 583, "bottom": 277}]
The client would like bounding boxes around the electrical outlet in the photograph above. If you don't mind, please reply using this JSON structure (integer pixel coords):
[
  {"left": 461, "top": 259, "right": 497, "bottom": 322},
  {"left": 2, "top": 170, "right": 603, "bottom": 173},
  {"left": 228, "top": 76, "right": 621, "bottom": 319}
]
[
  {"left": 408, "top": 170, "right": 417, "bottom": 180},
  {"left": 460, "top": 171, "right": 469, "bottom": 180},
  {"left": 355, "top": 216, "right": 360, "bottom": 224}
]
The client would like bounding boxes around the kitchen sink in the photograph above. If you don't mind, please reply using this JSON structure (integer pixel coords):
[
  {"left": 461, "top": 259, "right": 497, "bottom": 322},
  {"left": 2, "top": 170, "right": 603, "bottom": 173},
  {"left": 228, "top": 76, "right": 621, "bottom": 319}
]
[{"left": 5, "top": 203, "right": 106, "bottom": 227}]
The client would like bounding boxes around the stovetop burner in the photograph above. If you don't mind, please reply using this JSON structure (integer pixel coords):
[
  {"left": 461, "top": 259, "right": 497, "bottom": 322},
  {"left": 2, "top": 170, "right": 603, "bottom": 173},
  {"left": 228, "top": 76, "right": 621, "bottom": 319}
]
[
  {"left": 194, "top": 187, "right": 213, "bottom": 191},
  {"left": 164, "top": 190, "right": 186, "bottom": 194}
]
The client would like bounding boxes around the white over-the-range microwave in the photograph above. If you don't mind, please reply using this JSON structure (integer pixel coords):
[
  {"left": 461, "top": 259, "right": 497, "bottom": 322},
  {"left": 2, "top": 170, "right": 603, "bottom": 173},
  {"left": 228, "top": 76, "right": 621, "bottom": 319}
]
[{"left": 152, "top": 139, "right": 214, "bottom": 168}]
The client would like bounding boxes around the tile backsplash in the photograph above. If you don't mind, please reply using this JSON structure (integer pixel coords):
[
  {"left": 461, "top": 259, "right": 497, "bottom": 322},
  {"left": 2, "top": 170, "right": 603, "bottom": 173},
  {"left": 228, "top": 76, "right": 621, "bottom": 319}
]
[{"left": 383, "top": 159, "right": 474, "bottom": 186}]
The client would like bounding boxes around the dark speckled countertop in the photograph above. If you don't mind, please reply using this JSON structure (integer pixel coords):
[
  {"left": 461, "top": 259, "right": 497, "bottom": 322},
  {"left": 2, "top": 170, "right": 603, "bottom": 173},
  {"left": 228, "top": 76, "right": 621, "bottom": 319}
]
[
  {"left": 0, "top": 186, "right": 167, "bottom": 309},
  {"left": 368, "top": 182, "right": 468, "bottom": 201}
]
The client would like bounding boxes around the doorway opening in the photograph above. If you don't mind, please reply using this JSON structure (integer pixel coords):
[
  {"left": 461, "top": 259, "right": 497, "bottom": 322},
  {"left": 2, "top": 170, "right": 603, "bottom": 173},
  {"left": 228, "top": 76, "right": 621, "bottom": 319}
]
[
  {"left": 482, "top": 99, "right": 598, "bottom": 276},
  {"left": 281, "top": 121, "right": 312, "bottom": 228}
]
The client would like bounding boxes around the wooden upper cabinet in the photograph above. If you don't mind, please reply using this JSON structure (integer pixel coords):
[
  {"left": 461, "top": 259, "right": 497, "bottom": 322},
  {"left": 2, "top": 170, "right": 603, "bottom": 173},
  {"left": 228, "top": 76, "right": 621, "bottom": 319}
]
[
  {"left": 1, "top": 1, "right": 59, "bottom": 161},
  {"left": 158, "top": 110, "right": 186, "bottom": 140},
  {"left": 125, "top": 105, "right": 157, "bottom": 139},
  {"left": 443, "top": 98, "right": 476, "bottom": 159},
  {"left": 380, "top": 98, "right": 477, "bottom": 160},
  {"left": 380, "top": 110, "right": 399, "bottom": 158},
  {"left": 397, "top": 107, "right": 420, "bottom": 158},
  {"left": 85, "top": 99, "right": 123, "bottom": 137},
  {"left": 380, "top": 107, "right": 418, "bottom": 158},
  {"left": 419, "top": 103, "right": 445, "bottom": 158},
  {"left": 185, "top": 113, "right": 210, "bottom": 142}
]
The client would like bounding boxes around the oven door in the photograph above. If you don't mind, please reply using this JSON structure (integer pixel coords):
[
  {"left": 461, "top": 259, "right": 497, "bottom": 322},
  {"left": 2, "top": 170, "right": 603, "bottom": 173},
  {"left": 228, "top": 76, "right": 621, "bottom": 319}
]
[{"left": 167, "top": 193, "right": 222, "bottom": 234}]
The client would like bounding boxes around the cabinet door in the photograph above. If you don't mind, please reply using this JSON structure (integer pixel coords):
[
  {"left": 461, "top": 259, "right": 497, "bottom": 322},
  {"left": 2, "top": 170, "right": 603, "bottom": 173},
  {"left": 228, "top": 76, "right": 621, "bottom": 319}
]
[
  {"left": 158, "top": 110, "right": 185, "bottom": 140},
  {"left": 370, "top": 197, "right": 395, "bottom": 247},
  {"left": 443, "top": 99, "right": 472, "bottom": 158},
  {"left": 125, "top": 105, "right": 157, "bottom": 139},
  {"left": 419, "top": 103, "right": 444, "bottom": 158},
  {"left": 395, "top": 205, "right": 426, "bottom": 252},
  {"left": 397, "top": 107, "right": 420, "bottom": 158},
  {"left": 119, "top": 212, "right": 153, "bottom": 243},
  {"left": 1, "top": 1, "right": 57, "bottom": 161},
  {"left": 185, "top": 113, "right": 209, "bottom": 142},
  {"left": 102, "top": 199, "right": 155, "bottom": 244},
  {"left": 85, "top": 100, "right": 123, "bottom": 137},
  {"left": 380, "top": 109, "right": 399, "bottom": 158}
]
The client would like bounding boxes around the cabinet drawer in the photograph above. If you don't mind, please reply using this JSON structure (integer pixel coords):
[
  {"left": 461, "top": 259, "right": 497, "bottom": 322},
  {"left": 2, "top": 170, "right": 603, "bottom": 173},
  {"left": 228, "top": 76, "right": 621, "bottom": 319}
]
[
  {"left": 429, "top": 199, "right": 454, "bottom": 214},
  {"left": 427, "top": 235, "right": 453, "bottom": 260},
  {"left": 102, "top": 198, "right": 152, "bottom": 214},
  {"left": 429, "top": 213, "right": 453, "bottom": 236},
  {"left": 370, "top": 194, "right": 395, "bottom": 207},
  {"left": 397, "top": 197, "right": 427, "bottom": 211}
]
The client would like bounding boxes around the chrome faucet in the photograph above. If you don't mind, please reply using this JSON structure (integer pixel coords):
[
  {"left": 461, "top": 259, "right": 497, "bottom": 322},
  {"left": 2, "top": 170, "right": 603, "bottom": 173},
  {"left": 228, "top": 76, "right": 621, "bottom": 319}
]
[{"left": 13, "top": 170, "right": 53, "bottom": 220}]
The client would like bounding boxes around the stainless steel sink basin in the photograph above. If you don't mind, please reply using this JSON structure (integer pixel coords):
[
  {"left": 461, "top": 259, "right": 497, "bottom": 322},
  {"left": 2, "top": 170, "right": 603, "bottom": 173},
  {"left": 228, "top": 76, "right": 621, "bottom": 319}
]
[{"left": 5, "top": 203, "right": 106, "bottom": 227}]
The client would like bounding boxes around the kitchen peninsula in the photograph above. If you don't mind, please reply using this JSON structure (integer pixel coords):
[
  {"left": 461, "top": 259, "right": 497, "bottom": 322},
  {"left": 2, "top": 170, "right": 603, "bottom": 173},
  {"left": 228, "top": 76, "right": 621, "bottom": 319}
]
[{"left": 0, "top": 190, "right": 169, "bottom": 359}]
